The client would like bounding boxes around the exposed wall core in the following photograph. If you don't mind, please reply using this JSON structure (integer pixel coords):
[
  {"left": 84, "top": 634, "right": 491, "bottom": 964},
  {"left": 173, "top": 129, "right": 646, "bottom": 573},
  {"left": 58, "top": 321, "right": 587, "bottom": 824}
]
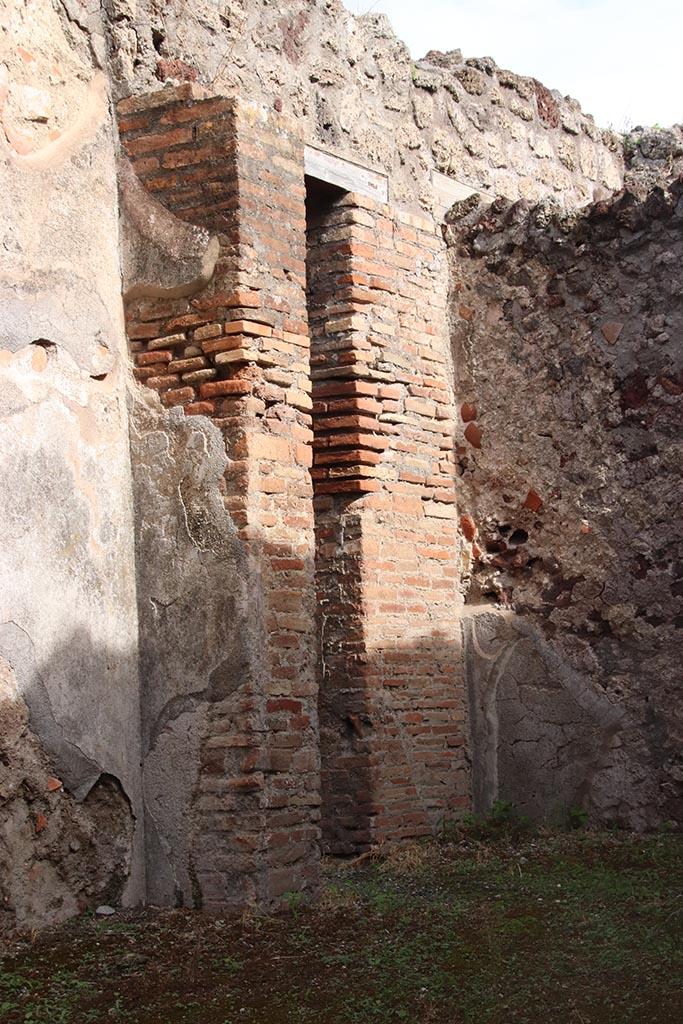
[{"left": 448, "top": 185, "right": 683, "bottom": 828}]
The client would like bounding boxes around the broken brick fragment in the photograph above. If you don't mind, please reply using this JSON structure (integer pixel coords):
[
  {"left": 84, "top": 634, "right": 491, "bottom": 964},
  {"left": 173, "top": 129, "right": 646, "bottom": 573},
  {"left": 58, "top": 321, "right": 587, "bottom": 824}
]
[
  {"left": 156, "top": 59, "right": 198, "bottom": 83},
  {"left": 460, "top": 402, "right": 477, "bottom": 422},
  {"left": 601, "top": 321, "right": 624, "bottom": 345},
  {"left": 524, "top": 488, "right": 543, "bottom": 512},
  {"left": 464, "top": 422, "right": 482, "bottom": 449},
  {"left": 460, "top": 514, "right": 477, "bottom": 541},
  {"left": 35, "top": 813, "right": 47, "bottom": 833},
  {"left": 347, "top": 714, "right": 364, "bottom": 738},
  {"left": 47, "top": 776, "right": 63, "bottom": 792}
]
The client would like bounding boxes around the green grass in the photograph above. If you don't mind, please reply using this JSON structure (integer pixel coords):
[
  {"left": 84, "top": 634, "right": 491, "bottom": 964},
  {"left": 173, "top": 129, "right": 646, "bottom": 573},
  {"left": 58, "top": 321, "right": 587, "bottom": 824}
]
[{"left": 1, "top": 829, "right": 682, "bottom": 1023}]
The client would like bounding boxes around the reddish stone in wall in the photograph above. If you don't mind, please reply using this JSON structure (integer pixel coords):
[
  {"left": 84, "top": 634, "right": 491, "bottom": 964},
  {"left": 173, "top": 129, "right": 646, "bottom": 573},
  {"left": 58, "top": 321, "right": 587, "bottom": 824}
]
[
  {"left": 464, "top": 422, "right": 482, "bottom": 448},
  {"left": 533, "top": 79, "right": 560, "bottom": 128},
  {"left": 460, "top": 514, "right": 477, "bottom": 541},
  {"left": 156, "top": 59, "right": 198, "bottom": 83},
  {"left": 601, "top": 321, "right": 624, "bottom": 345},
  {"left": 620, "top": 371, "right": 649, "bottom": 411}
]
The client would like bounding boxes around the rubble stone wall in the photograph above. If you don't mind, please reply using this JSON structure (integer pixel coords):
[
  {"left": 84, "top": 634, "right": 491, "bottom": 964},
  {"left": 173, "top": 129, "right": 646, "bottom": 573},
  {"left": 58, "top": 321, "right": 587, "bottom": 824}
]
[
  {"left": 103, "top": 0, "right": 624, "bottom": 212},
  {"left": 448, "top": 183, "right": 683, "bottom": 828}
]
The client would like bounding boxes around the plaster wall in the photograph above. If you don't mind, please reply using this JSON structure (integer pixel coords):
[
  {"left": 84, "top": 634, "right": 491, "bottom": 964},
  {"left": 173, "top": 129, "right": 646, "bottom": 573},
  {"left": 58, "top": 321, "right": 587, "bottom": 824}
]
[
  {"left": 130, "top": 393, "right": 251, "bottom": 907},
  {"left": 0, "top": 1, "right": 144, "bottom": 927}
]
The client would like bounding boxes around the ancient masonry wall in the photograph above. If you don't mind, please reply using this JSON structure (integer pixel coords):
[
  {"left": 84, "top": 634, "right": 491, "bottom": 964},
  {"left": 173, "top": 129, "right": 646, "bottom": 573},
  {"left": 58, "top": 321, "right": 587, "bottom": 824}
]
[
  {"left": 119, "top": 88, "right": 321, "bottom": 907},
  {"left": 3, "top": 0, "right": 682, "bottom": 936},
  {"left": 307, "top": 193, "right": 465, "bottom": 853},
  {"left": 104, "top": 0, "right": 625, "bottom": 213},
  {"left": 448, "top": 183, "right": 683, "bottom": 828},
  {"left": 119, "top": 84, "right": 467, "bottom": 877}
]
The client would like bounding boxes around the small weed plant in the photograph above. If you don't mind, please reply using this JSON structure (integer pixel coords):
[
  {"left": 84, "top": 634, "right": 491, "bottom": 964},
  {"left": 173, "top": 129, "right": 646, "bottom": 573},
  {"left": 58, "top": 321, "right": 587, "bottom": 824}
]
[{"left": 446, "top": 798, "right": 533, "bottom": 842}]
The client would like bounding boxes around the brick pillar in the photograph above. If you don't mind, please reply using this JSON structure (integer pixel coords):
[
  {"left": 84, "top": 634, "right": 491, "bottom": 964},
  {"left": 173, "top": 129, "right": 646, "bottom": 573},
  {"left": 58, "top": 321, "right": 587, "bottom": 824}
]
[
  {"left": 119, "top": 88, "right": 320, "bottom": 907},
  {"left": 308, "top": 193, "right": 468, "bottom": 854}
]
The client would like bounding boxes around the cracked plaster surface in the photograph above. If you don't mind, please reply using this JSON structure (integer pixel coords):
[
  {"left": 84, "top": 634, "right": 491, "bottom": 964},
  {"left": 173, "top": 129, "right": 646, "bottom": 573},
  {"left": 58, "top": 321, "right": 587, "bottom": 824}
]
[
  {"left": 1, "top": 0, "right": 144, "bottom": 925},
  {"left": 129, "top": 390, "right": 252, "bottom": 905}
]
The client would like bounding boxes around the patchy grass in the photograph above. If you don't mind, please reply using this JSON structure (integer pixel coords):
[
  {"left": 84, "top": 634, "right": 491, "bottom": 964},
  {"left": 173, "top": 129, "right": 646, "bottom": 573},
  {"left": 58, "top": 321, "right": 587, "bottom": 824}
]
[{"left": 1, "top": 829, "right": 682, "bottom": 1023}]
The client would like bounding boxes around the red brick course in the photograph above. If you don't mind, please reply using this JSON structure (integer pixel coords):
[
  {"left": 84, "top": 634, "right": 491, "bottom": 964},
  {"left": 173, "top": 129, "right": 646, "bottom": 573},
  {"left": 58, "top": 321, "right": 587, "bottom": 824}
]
[{"left": 307, "top": 192, "right": 467, "bottom": 855}]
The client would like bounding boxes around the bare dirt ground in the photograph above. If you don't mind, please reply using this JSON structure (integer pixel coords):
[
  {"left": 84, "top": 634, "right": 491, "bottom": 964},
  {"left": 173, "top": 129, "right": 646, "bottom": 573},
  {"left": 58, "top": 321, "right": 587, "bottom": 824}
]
[{"left": 2, "top": 823, "right": 682, "bottom": 1023}]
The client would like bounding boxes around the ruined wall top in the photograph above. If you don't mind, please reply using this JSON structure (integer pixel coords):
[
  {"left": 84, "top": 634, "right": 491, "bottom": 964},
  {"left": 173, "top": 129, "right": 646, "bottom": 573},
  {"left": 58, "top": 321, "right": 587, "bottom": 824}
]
[
  {"left": 105, "top": 0, "right": 626, "bottom": 211},
  {"left": 2, "top": 0, "right": 629, "bottom": 213}
]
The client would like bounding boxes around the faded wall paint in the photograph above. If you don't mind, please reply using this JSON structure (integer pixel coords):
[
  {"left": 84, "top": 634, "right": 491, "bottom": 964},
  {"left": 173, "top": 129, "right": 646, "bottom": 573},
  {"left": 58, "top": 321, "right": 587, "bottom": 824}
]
[
  {"left": 0, "top": 1, "right": 144, "bottom": 927},
  {"left": 463, "top": 610, "right": 625, "bottom": 824}
]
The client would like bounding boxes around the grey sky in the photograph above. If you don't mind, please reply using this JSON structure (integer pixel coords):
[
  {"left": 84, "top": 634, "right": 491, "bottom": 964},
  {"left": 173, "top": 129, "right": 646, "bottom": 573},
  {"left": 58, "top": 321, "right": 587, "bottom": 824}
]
[{"left": 344, "top": 0, "right": 682, "bottom": 130}]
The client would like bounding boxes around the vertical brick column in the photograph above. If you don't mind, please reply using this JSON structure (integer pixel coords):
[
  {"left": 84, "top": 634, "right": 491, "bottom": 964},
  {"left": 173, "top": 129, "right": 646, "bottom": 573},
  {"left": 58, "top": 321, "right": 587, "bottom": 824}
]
[
  {"left": 118, "top": 89, "right": 320, "bottom": 908},
  {"left": 308, "top": 193, "right": 468, "bottom": 854},
  {"left": 218, "top": 98, "right": 319, "bottom": 906}
]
